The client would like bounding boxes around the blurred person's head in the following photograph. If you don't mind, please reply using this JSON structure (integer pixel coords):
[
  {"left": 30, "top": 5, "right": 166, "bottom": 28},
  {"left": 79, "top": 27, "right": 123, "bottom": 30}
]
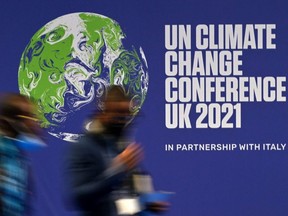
[
  {"left": 99, "top": 85, "right": 132, "bottom": 138},
  {"left": 0, "top": 93, "right": 40, "bottom": 138}
]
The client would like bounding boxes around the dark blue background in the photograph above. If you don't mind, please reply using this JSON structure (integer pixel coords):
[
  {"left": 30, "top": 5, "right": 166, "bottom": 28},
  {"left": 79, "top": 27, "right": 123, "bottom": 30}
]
[{"left": 1, "top": 0, "right": 288, "bottom": 215}]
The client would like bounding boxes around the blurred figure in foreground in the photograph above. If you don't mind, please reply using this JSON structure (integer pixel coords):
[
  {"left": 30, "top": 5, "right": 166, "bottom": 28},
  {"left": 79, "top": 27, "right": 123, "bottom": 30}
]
[
  {"left": 0, "top": 93, "right": 45, "bottom": 216},
  {"left": 67, "top": 85, "right": 169, "bottom": 216}
]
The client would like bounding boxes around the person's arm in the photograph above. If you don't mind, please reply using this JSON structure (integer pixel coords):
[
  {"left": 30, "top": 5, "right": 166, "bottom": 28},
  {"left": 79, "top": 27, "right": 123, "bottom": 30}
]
[
  {"left": 67, "top": 142, "right": 126, "bottom": 205},
  {"left": 67, "top": 139, "right": 143, "bottom": 205}
]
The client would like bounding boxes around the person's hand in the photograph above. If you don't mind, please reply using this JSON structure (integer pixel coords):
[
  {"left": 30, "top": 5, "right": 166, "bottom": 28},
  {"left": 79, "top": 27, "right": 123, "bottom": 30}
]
[
  {"left": 0, "top": 168, "right": 5, "bottom": 177},
  {"left": 146, "top": 201, "right": 170, "bottom": 213},
  {"left": 115, "top": 143, "right": 143, "bottom": 171}
]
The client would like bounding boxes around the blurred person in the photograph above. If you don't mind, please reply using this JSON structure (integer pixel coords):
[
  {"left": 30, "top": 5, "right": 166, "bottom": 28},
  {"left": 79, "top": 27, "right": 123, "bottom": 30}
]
[
  {"left": 67, "top": 85, "right": 169, "bottom": 216},
  {"left": 0, "top": 93, "right": 44, "bottom": 216}
]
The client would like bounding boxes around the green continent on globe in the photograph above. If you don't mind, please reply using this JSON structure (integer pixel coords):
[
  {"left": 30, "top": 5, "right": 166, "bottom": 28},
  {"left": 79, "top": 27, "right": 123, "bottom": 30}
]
[{"left": 18, "top": 12, "right": 148, "bottom": 141}]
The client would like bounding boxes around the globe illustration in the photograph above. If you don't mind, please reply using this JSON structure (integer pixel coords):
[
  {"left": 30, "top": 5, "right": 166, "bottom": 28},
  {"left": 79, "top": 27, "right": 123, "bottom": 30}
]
[{"left": 18, "top": 12, "right": 148, "bottom": 142}]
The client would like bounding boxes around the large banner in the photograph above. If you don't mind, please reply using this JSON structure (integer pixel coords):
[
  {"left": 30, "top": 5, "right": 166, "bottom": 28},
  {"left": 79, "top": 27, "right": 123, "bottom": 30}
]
[{"left": 1, "top": 0, "right": 287, "bottom": 215}]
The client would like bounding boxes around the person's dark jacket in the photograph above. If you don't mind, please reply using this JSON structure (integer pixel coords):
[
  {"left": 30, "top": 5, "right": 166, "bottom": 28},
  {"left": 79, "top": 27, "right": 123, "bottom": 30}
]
[{"left": 67, "top": 132, "right": 128, "bottom": 216}]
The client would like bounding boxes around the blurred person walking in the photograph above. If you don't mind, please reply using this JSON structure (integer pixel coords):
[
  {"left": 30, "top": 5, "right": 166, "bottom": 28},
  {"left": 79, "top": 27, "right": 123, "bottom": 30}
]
[
  {"left": 0, "top": 93, "right": 44, "bottom": 216},
  {"left": 67, "top": 85, "right": 169, "bottom": 216}
]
